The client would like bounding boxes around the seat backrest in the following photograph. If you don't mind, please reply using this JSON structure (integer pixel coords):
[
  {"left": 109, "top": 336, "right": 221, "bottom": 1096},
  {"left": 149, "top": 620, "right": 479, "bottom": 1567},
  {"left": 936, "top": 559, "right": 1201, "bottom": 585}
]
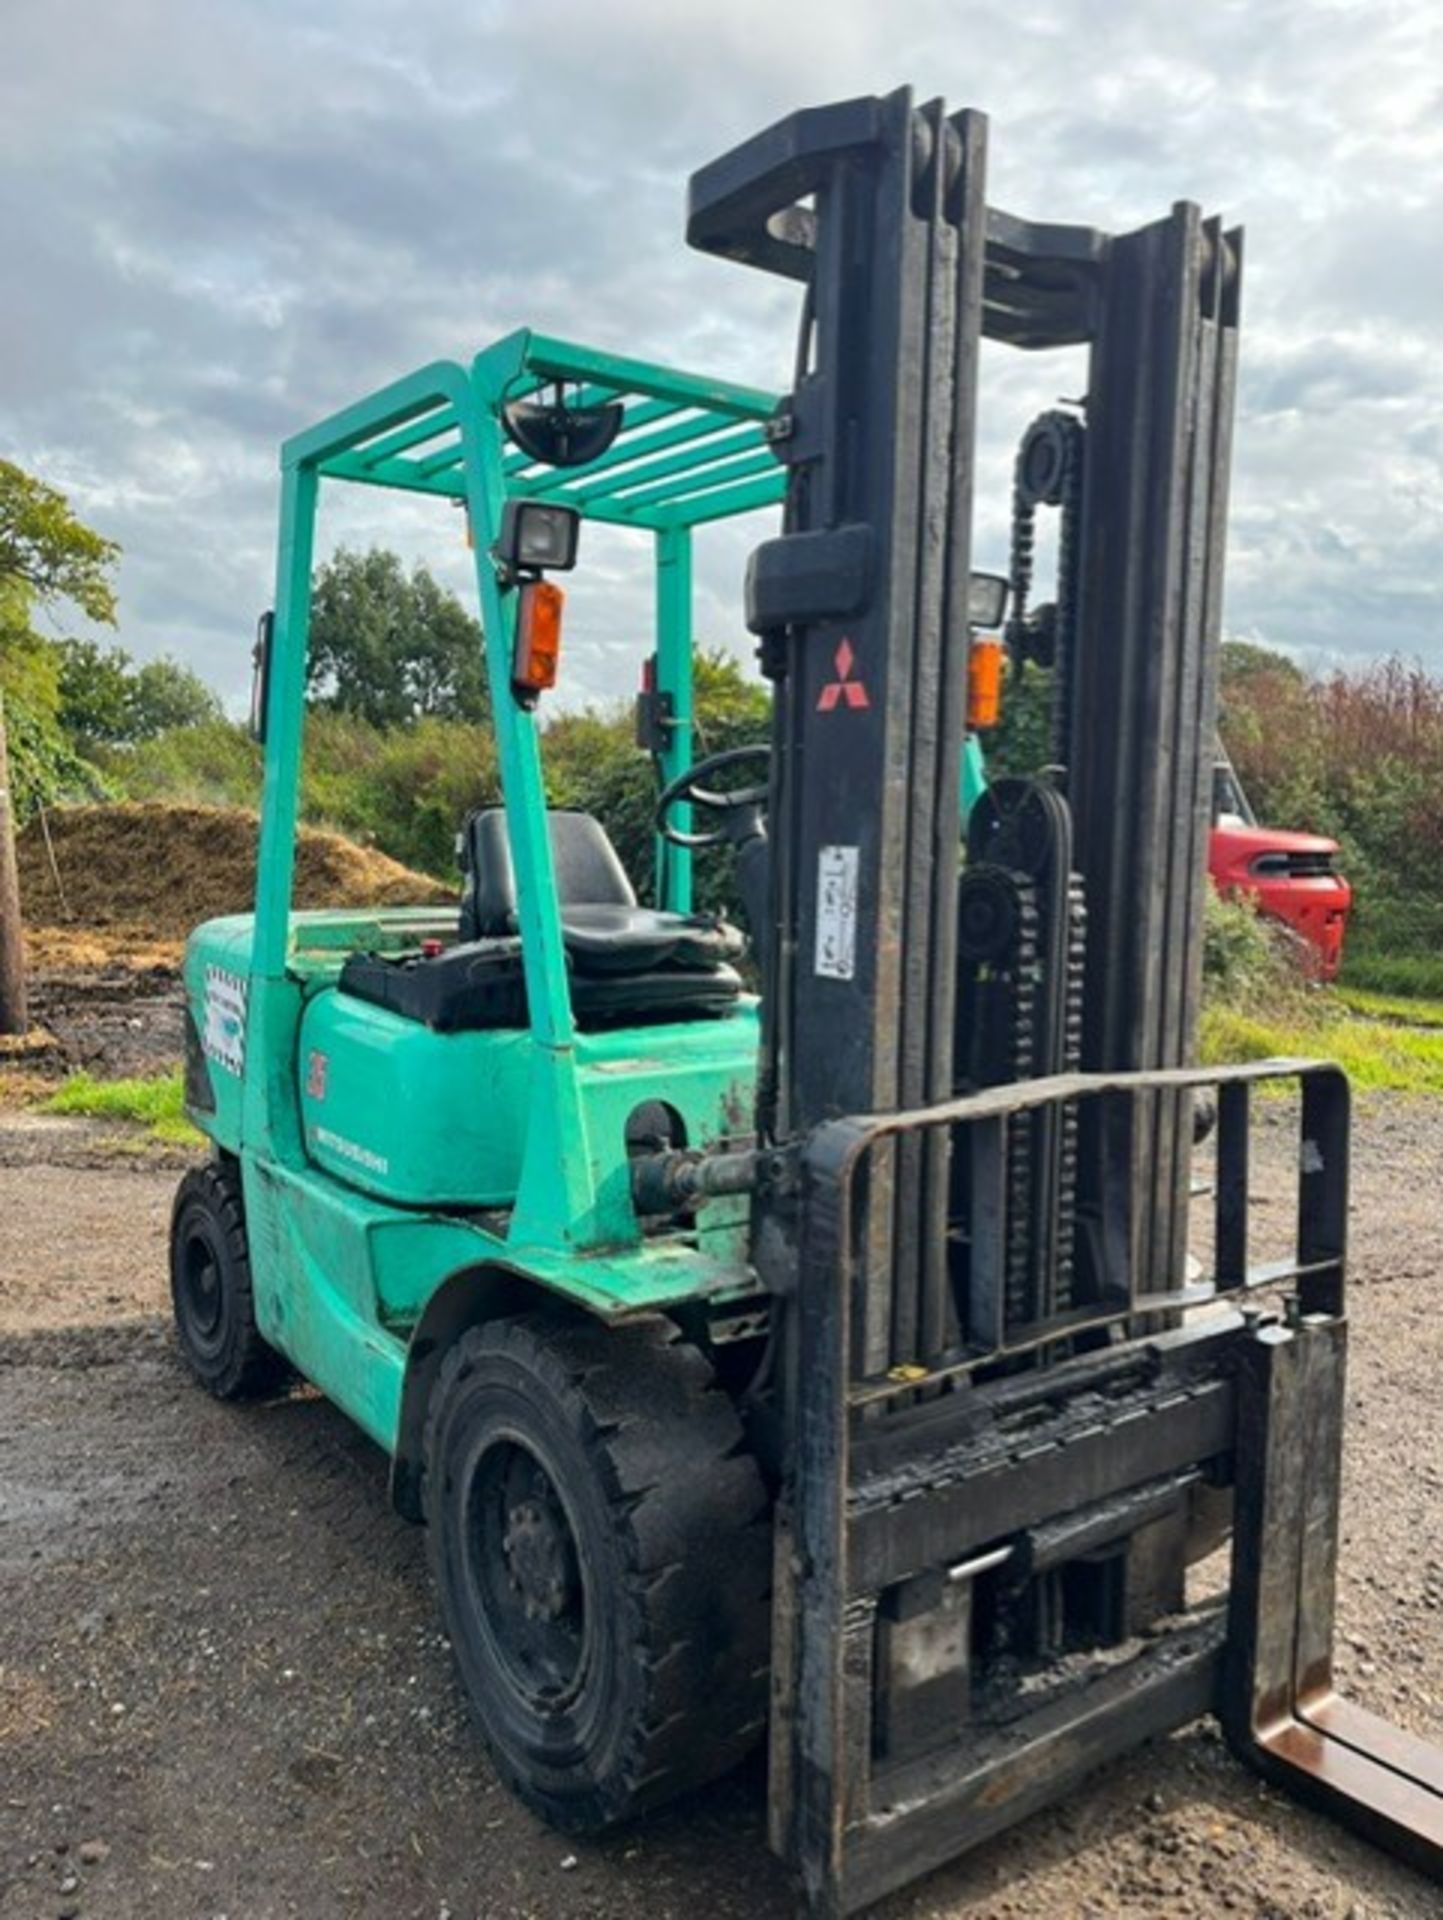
[{"left": 459, "top": 808, "right": 637, "bottom": 939}]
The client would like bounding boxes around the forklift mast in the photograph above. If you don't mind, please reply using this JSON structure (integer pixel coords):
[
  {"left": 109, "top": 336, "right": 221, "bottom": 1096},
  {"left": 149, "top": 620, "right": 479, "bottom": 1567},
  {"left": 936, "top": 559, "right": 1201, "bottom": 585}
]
[
  {"left": 691, "top": 85, "right": 1231, "bottom": 1366},
  {"left": 690, "top": 89, "right": 1443, "bottom": 1914}
]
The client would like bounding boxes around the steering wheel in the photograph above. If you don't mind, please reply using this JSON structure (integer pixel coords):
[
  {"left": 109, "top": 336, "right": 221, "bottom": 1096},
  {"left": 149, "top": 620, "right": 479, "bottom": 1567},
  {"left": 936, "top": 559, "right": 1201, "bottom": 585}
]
[{"left": 656, "top": 744, "right": 772, "bottom": 848}]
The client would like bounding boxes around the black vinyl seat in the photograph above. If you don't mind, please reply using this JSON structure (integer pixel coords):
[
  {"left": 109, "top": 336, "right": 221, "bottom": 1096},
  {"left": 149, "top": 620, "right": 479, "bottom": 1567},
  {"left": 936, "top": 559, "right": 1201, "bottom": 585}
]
[
  {"left": 338, "top": 937, "right": 742, "bottom": 1032},
  {"left": 336, "top": 809, "right": 744, "bottom": 1034},
  {"left": 459, "top": 808, "right": 744, "bottom": 976}
]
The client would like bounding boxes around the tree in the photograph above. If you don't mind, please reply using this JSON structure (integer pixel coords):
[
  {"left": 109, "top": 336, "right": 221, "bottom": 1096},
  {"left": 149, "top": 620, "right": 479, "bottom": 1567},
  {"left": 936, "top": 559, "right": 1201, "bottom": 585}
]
[
  {"left": 130, "top": 656, "right": 223, "bottom": 737},
  {"left": 53, "top": 638, "right": 130, "bottom": 744},
  {"left": 1219, "top": 638, "right": 1304, "bottom": 689},
  {"left": 307, "top": 547, "right": 489, "bottom": 728},
  {"left": 57, "top": 638, "right": 221, "bottom": 746},
  {"left": 0, "top": 461, "right": 118, "bottom": 625},
  {"left": 691, "top": 646, "right": 770, "bottom": 741},
  {"left": 0, "top": 461, "right": 119, "bottom": 1033}
]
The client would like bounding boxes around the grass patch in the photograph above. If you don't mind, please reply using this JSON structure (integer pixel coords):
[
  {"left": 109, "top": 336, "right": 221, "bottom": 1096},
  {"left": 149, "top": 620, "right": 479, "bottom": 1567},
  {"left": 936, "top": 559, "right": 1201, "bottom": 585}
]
[
  {"left": 1340, "top": 947, "right": 1443, "bottom": 1000},
  {"left": 1201, "top": 891, "right": 1443, "bottom": 1094},
  {"left": 1334, "top": 985, "right": 1443, "bottom": 1028},
  {"left": 42, "top": 1070, "right": 202, "bottom": 1145},
  {"left": 1200, "top": 1003, "right": 1443, "bottom": 1095}
]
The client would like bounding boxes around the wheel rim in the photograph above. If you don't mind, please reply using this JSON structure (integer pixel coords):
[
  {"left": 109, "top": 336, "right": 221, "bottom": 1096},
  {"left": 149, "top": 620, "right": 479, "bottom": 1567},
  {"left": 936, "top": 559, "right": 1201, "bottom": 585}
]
[
  {"left": 465, "top": 1435, "right": 589, "bottom": 1707},
  {"left": 177, "top": 1219, "right": 226, "bottom": 1353}
]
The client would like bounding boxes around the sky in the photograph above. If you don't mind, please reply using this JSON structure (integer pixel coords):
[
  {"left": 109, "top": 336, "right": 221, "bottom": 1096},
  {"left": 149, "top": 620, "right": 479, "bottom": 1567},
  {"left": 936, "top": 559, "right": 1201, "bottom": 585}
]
[{"left": 2, "top": 0, "right": 1441, "bottom": 710}]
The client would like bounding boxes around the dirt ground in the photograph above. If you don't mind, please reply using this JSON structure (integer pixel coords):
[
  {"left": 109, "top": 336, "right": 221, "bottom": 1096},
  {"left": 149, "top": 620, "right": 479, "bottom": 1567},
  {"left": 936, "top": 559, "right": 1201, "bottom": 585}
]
[
  {"left": 2, "top": 1099, "right": 1442, "bottom": 1920},
  {"left": 20, "top": 964, "right": 185, "bottom": 1081}
]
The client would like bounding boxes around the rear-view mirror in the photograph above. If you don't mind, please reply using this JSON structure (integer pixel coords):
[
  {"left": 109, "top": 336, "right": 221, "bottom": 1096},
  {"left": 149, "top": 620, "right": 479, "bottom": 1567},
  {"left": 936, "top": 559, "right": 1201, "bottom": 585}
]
[{"left": 250, "top": 610, "right": 274, "bottom": 744}]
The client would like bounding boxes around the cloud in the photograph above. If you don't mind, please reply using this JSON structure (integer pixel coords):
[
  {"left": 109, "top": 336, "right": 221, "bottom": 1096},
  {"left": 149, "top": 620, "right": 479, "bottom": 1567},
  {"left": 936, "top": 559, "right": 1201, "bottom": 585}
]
[{"left": 2, "top": 0, "right": 1440, "bottom": 710}]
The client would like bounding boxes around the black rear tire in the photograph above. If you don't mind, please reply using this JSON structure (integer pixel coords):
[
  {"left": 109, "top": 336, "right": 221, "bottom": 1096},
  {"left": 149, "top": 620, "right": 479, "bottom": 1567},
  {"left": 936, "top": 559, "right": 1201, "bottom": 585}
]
[
  {"left": 423, "top": 1312, "right": 771, "bottom": 1833},
  {"left": 169, "top": 1161, "right": 289, "bottom": 1399}
]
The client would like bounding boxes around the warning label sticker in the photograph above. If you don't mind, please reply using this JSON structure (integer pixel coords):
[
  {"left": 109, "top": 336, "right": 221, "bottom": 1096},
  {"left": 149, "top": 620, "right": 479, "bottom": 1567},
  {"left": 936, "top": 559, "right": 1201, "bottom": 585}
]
[
  {"left": 202, "top": 965, "right": 248, "bottom": 1077},
  {"left": 814, "top": 845, "right": 859, "bottom": 980}
]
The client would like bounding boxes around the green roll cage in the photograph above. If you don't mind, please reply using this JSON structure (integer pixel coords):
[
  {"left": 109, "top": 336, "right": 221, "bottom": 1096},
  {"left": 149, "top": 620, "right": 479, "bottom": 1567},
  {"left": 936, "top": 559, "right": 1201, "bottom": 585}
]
[
  {"left": 258, "top": 331, "right": 785, "bottom": 1010},
  {"left": 246, "top": 331, "right": 786, "bottom": 1233}
]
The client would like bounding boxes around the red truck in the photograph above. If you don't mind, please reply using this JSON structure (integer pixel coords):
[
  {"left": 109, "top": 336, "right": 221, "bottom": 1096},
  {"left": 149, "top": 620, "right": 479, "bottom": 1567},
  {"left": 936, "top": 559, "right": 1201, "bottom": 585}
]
[{"left": 1209, "top": 755, "right": 1351, "bottom": 979}]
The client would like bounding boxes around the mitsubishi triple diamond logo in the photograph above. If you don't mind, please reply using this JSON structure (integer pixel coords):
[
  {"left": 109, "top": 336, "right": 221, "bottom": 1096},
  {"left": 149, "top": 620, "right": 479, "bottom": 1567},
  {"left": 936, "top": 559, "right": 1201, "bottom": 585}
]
[{"left": 817, "top": 637, "right": 870, "bottom": 712}]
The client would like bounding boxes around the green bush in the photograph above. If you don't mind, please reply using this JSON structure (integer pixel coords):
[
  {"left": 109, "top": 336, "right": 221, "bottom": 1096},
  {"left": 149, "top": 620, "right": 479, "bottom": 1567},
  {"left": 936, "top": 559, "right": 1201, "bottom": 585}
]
[
  {"left": 323, "top": 714, "right": 499, "bottom": 877},
  {"left": 1220, "top": 651, "right": 1443, "bottom": 997},
  {"left": 103, "top": 718, "right": 262, "bottom": 808},
  {"left": 90, "top": 648, "right": 771, "bottom": 903},
  {"left": 1336, "top": 940, "right": 1443, "bottom": 1001},
  {"left": 3, "top": 692, "right": 114, "bottom": 820},
  {"left": 2, "top": 627, "right": 113, "bottom": 819},
  {"left": 544, "top": 708, "right": 656, "bottom": 889},
  {"left": 1202, "top": 890, "right": 1311, "bottom": 1018}
]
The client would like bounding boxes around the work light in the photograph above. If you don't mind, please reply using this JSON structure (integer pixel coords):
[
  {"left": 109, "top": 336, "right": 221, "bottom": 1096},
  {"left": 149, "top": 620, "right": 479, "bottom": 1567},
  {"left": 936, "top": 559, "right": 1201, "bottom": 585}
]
[
  {"left": 967, "top": 570, "right": 1009, "bottom": 630},
  {"left": 495, "top": 498, "right": 581, "bottom": 574}
]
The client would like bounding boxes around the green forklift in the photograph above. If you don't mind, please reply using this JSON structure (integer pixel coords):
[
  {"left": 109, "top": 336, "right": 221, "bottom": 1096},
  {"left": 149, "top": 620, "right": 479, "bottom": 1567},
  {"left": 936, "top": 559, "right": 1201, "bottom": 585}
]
[{"left": 172, "top": 88, "right": 1443, "bottom": 1915}]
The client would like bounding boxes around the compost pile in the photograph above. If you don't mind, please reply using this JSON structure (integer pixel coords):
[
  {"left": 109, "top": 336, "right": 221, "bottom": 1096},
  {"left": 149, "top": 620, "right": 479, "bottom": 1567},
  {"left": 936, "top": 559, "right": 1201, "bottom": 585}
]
[
  {"left": 12, "top": 804, "right": 454, "bottom": 1077},
  {"left": 18, "top": 802, "right": 452, "bottom": 946}
]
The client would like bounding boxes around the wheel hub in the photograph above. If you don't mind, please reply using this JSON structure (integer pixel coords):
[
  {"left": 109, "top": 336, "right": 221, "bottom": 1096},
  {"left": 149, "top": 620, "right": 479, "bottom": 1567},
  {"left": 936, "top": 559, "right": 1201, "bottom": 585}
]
[
  {"left": 468, "top": 1436, "right": 588, "bottom": 1699},
  {"left": 182, "top": 1235, "right": 224, "bottom": 1340},
  {"left": 503, "top": 1496, "right": 575, "bottom": 1621}
]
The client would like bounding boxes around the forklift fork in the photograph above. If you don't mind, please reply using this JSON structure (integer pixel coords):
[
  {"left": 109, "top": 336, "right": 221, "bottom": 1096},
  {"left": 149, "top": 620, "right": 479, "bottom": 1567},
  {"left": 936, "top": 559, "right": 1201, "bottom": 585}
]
[{"left": 1226, "top": 1312, "right": 1443, "bottom": 1876}]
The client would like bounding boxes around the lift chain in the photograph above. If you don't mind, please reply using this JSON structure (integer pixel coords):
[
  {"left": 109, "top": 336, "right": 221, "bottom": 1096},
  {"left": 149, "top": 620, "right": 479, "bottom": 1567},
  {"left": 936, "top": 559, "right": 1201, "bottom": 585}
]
[
  {"left": 957, "top": 780, "right": 1087, "bottom": 1334},
  {"left": 1004, "top": 410, "right": 1086, "bottom": 769},
  {"left": 1055, "top": 874, "right": 1088, "bottom": 1311}
]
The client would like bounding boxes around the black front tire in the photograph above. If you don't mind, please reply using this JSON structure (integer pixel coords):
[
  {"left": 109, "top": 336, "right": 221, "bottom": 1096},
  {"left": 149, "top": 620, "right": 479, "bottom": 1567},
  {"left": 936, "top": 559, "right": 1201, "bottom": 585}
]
[
  {"left": 423, "top": 1313, "right": 771, "bottom": 1833},
  {"left": 169, "top": 1161, "right": 288, "bottom": 1399}
]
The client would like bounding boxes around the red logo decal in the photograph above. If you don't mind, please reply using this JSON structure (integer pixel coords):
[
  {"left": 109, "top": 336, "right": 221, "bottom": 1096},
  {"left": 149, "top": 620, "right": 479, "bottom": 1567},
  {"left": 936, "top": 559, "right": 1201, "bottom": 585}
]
[
  {"left": 306, "top": 1049, "right": 329, "bottom": 1101},
  {"left": 817, "top": 638, "right": 870, "bottom": 712}
]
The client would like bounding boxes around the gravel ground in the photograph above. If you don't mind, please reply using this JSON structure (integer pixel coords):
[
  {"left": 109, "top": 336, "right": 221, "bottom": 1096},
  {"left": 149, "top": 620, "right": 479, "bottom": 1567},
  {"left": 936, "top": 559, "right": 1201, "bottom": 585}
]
[{"left": 2, "top": 1097, "right": 1441, "bottom": 1920}]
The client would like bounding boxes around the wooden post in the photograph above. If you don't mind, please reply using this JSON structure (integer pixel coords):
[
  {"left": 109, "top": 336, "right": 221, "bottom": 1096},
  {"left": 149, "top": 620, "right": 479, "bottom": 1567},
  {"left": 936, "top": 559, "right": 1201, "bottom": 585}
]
[{"left": 0, "top": 690, "right": 28, "bottom": 1036}]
